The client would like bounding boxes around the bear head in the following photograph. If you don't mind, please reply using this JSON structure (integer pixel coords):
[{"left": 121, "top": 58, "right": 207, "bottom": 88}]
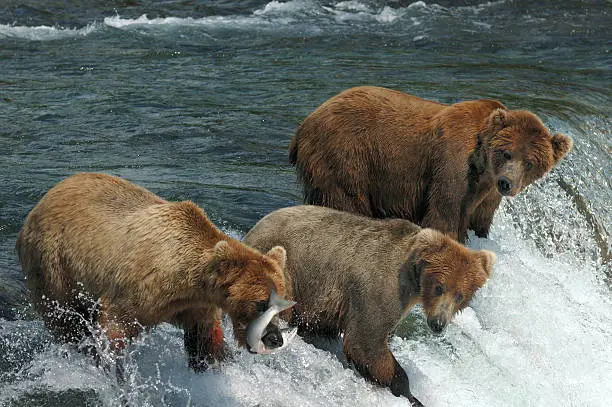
[
  {"left": 211, "top": 240, "right": 287, "bottom": 351},
  {"left": 485, "top": 108, "right": 572, "bottom": 197},
  {"left": 410, "top": 229, "right": 495, "bottom": 334}
]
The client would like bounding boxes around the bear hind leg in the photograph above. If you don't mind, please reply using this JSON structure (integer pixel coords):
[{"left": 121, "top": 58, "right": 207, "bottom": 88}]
[
  {"left": 306, "top": 182, "right": 374, "bottom": 217},
  {"left": 19, "top": 244, "right": 94, "bottom": 344},
  {"left": 36, "top": 288, "right": 99, "bottom": 346}
]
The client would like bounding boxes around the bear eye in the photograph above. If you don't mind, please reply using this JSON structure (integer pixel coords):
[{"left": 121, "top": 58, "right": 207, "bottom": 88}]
[
  {"left": 435, "top": 285, "right": 444, "bottom": 296},
  {"left": 455, "top": 294, "right": 464, "bottom": 303},
  {"left": 524, "top": 161, "right": 533, "bottom": 171},
  {"left": 255, "top": 301, "right": 268, "bottom": 313},
  {"left": 503, "top": 150, "right": 513, "bottom": 160}
]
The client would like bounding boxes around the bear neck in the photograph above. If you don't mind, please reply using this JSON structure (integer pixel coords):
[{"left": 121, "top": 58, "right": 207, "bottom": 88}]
[
  {"left": 398, "top": 244, "right": 423, "bottom": 310},
  {"left": 278, "top": 264, "right": 295, "bottom": 303},
  {"left": 178, "top": 246, "right": 238, "bottom": 309},
  {"left": 138, "top": 259, "right": 226, "bottom": 324}
]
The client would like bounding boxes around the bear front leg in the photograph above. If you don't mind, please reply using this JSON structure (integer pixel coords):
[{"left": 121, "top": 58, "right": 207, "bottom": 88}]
[
  {"left": 468, "top": 190, "right": 501, "bottom": 238},
  {"left": 342, "top": 336, "right": 424, "bottom": 406},
  {"left": 179, "top": 307, "right": 226, "bottom": 372},
  {"left": 422, "top": 196, "right": 462, "bottom": 242},
  {"left": 98, "top": 298, "right": 137, "bottom": 352},
  {"left": 98, "top": 298, "right": 138, "bottom": 385},
  {"left": 422, "top": 163, "right": 471, "bottom": 242}
]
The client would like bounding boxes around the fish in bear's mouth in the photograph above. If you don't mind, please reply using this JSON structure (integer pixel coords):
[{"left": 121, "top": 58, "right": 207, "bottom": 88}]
[{"left": 246, "top": 289, "right": 298, "bottom": 354}]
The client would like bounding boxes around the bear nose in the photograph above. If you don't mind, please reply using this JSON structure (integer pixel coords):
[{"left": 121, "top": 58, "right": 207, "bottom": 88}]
[
  {"left": 427, "top": 318, "right": 446, "bottom": 334},
  {"left": 261, "top": 325, "right": 283, "bottom": 349},
  {"left": 497, "top": 176, "right": 513, "bottom": 195}
]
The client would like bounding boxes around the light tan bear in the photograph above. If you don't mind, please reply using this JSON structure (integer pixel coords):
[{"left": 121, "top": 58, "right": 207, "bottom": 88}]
[{"left": 16, "top": 172, "right": 287, "bottom": 371}]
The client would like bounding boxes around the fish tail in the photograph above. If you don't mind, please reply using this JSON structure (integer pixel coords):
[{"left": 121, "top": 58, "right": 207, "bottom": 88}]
[{"left": 270, "top": 289, "right": 296, "bottom": 312}]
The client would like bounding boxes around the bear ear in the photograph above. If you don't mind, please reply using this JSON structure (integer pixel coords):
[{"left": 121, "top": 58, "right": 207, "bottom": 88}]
[
  {"left": 415, "top": 228, "right": 442, "bottom": 245},
  {"left": 477, "top": 250, "right": 496, "bottom": 278},
  {"left": 213, "top": 240, "right": 233, "bottom": 260},
  {"left": 489, "top": 108, "right": 508, "bottom": 132},
  {"left": 413, "top": 228, "right": 443, "bottom": 253},
  {"left": 266, "top": 246, "right": 287, "bottom": 270},
  {"left": 551, "top": 133, "right": 573, "bottom": 164}
]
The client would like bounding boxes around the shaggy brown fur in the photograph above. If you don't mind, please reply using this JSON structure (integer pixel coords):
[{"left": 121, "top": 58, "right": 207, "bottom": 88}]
[
  {"left": 16, "top": 172, "right": 287, "bottom": 370},
  {"left": 244, "top": 205, "right": 495, "bottom": 405},
  {"left": 290, "top": 86, "right": 573, "bottom": 242}
]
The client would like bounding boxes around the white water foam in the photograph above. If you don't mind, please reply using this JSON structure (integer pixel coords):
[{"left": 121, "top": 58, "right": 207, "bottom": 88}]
[
  {"left": 321, "top": 1, "right": 406, "bottom": 24},
  {"left": 0, "top": 23, "right": 97, "bottom": 41},
  {"left": 101, "top": 0, "right": 433, "bottom": 33},
  {"left": 0, "top": 1, "right": 510, "bottom": 42},
  {"left": 103, "top": 14, "right": 264, "bottom": 30},
  {"left": 253, "top": 0, "right": 319, "bottom": 16}
]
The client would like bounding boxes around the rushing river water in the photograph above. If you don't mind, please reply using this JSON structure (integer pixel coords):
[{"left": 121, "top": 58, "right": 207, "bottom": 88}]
[{"left": 1, "top": 1, "right": 610, "bottom": 406}]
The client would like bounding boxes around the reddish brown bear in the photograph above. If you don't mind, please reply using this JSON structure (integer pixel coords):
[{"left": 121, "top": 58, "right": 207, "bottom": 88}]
[{"left": 290, "top": 86, "right": 573, "bottom": 242}]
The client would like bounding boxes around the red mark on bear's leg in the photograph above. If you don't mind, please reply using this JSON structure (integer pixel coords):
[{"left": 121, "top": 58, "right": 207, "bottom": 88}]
[
  {"left": 209, "top": 319, "right": 224, "bottom": 355},
  {"left": 105, "top": 323, "right": 128, "bottom": 351},
  {"left": 98, "top": 297, "right": 134, "bottom": 352}
]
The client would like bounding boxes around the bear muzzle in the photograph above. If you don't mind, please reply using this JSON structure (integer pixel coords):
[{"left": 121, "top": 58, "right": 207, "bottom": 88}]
[
  {"left": 427, "top": 317, "right": 448, "bottom": 334},
  {"left": 497, "top": 176, "right": 514, "bottom": 196},
  {"left": 247, "top": 322, "right": 284, "bottom": 354},
  {"left": 496, "top": 160, "right": 523, "bottom": 196},
  {"left": 261, "top": 323, "right": 284, "bottom": 349}
]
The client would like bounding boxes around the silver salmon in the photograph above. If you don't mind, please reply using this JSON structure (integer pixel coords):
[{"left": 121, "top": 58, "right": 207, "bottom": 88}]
[{"left": 246, "top": 290, "right": 297, "bottom": 354}]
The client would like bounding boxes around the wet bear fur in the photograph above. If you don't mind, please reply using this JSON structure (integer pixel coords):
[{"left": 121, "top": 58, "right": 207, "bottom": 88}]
[
  {"left": 290, "top": 86, "right": 573, "bottom": 241},
  {"left": 244, "top": 205, "right": 495, "bottom": 405},
  {"left": 16, "top": 172, "right": 287, "bottom": 370}
]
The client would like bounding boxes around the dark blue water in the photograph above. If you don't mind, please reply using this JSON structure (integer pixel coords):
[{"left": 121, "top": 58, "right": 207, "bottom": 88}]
[{"left": 1, "top": 1, "right": 610, "bottom": 406}]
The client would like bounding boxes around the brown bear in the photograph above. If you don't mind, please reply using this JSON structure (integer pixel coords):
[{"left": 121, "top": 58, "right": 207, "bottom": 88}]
[
  {"left": 16, "top": 172, "right": 288, "bottom": 371},
  {"left": 244, "top": 205, "right": 495, "bottom": 406},
  {"left": 289, "top": 86, "right": 573, "bottom": 242}
]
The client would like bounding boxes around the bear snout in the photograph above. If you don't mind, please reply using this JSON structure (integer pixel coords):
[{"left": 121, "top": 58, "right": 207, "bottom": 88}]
[
  {"left": 261, "top": 324, "right": 284, "bottom": 349},
  {"left": 497, "top": 176, "right": 514, "bottom": 196},
  {"left": 427, "top": 317, "right": 447, "bottom": 334}
]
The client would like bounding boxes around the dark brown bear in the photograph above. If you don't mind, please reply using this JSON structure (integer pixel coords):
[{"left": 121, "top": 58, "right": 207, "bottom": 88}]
[{"left": 289, "top": 86, "right": 573, "bottom": 242}]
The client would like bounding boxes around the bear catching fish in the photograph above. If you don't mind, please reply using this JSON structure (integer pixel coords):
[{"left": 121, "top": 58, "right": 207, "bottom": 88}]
[{"left": 16, "top": 172, "right": 293, "bottom": 371}]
